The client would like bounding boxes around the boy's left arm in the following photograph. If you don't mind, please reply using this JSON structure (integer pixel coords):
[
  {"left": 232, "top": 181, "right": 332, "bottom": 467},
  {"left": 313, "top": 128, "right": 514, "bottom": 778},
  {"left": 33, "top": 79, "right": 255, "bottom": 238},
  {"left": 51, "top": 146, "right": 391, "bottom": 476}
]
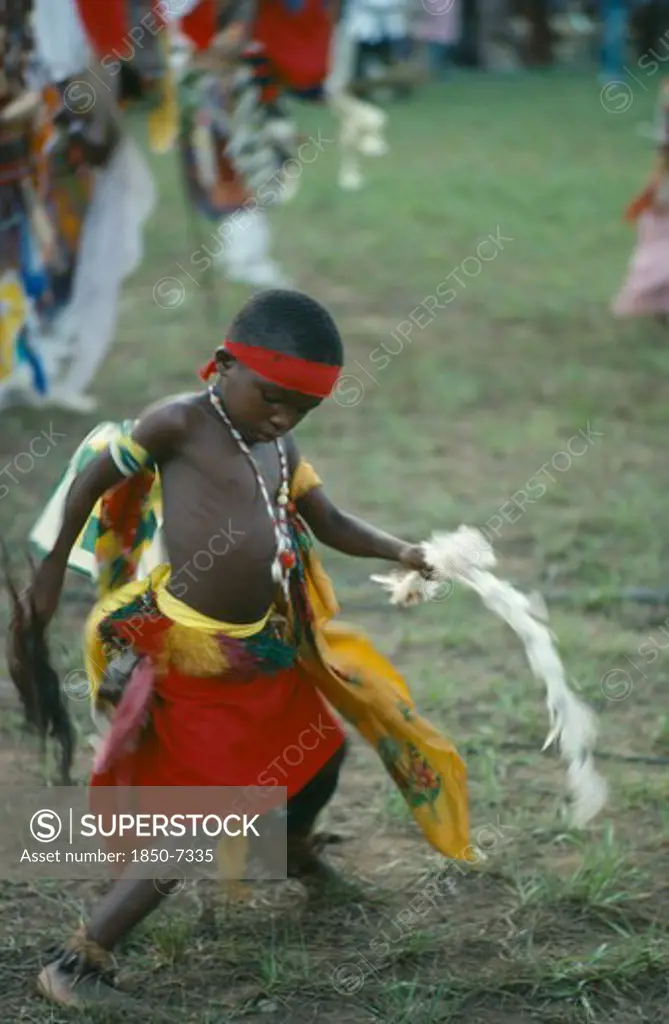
[{"left": 285, "top": 437, "right": 428, "bottom": 572}]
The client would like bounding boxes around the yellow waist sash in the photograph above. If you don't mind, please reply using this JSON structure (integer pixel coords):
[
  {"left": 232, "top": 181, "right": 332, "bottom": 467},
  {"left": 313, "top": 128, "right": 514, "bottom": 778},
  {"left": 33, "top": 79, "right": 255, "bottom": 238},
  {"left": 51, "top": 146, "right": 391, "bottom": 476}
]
[
  {"left": 155, "top": 572, "right": 271, "bottom": 638},
  {"left": 84, "top": 565, "right": 273, "bottom": 697}
]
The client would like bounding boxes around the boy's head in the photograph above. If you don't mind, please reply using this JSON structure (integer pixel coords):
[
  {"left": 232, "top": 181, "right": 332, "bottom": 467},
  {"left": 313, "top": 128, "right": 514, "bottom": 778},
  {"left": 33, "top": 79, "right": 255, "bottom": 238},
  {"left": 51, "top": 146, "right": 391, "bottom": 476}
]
[{"left": 203, "top": 290, "right": 344, "bottom": 444}]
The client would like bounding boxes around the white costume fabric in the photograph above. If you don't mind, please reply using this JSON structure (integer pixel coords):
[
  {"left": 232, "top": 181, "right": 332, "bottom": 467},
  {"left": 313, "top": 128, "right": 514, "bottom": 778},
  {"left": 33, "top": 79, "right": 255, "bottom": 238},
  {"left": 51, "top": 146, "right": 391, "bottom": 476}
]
[{"left": 46, "top": 136, "right": 156, "bottom": 406}]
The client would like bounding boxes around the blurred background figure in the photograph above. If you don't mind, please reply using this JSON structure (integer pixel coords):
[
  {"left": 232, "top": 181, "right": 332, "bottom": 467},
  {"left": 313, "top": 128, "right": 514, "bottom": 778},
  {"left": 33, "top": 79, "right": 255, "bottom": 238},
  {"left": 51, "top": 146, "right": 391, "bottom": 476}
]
[
  {"left": 0, "top": 0, "right": 154, "bottom": 415},
  {"left": 340, "top": 0, "right": 414, "bottom": 98},
  {"left": 523, "top": 0, "right": 554, "bottom": 66},
  {"left": 599, "top": 0, "right": 669, "bottom": 85},
  {"left": 613, "top": 79, "right": 669, "bottom": 320},
  {"left": 412, "top": 0, "right": 463, "bottom": 79},
  {"left": 599, "top": 0, "right": 632, "bottom": 82},
  {"left": 631, "top": 0, "right": 669, "bottom": 66},
  {"left": 455, "top": 0, "right": 532, "bottom": 72}
]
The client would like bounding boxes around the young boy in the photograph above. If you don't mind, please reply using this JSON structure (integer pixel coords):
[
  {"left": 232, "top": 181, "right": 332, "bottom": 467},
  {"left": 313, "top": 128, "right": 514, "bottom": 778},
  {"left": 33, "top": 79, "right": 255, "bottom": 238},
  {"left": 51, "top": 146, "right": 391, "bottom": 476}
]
[{"left": 23, "top": 289, "right": 469, "bottom": 1007}]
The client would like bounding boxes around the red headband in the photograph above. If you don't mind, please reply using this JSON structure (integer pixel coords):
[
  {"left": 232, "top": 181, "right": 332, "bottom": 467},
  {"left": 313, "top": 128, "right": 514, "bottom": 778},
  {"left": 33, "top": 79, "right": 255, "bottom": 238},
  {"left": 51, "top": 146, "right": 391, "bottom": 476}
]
[{"left": 199, "top": 340, "right": 340, "bottom": 398}]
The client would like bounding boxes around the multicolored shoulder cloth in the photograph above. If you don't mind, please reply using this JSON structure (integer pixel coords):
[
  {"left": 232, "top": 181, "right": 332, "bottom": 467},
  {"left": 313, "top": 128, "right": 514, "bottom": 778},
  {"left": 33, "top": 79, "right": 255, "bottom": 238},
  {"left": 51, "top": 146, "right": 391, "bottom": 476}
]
[
  {"left": 30, "top": 421, "right": 163, "bottom": 592},
  {"left": 30, "top": 419, "right": 472, "bottom": 864}
]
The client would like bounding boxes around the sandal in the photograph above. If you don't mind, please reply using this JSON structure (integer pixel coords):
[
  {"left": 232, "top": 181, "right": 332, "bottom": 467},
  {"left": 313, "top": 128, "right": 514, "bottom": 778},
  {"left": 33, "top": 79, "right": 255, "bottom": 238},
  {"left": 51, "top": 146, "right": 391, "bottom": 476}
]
[{"left": 36, "top": 926, "right": 131, "bottom": 1007}]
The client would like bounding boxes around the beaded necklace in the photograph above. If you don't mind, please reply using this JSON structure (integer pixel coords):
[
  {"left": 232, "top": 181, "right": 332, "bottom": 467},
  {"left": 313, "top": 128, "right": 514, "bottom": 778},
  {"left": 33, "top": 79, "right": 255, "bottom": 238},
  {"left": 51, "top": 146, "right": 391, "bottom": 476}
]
[{"left": 208, "top": 384, "right": 297, "bottom": 601}]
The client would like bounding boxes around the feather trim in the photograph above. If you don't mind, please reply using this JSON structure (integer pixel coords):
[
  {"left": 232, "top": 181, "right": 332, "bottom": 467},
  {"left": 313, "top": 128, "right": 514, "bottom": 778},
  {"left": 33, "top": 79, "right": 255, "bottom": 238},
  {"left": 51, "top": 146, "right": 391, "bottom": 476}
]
[{"left": 371, "top": 526, "right": 608, "bottom": 828}]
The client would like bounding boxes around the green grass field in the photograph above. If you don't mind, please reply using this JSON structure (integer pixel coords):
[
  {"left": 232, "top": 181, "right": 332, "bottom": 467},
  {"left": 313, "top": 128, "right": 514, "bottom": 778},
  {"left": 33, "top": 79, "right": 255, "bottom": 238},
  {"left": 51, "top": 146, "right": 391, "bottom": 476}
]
[{"left": 2, "top": 72, "right": 669, "bottom": 1023}]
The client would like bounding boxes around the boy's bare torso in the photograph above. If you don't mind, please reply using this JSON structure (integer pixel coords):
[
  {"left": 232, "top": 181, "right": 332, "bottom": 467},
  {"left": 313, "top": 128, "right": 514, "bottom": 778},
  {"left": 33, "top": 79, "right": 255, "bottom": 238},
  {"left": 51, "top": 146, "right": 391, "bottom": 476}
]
[{"left": 155, "top": 394, "right": 290, "bottom": 624}]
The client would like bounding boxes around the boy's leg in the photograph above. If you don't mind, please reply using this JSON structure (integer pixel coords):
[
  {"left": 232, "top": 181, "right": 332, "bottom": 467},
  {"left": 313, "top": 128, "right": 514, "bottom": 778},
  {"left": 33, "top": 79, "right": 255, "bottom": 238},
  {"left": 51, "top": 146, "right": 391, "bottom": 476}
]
[
  {"left": 37, "top": 743, "right": 348, "bottom": 1002},
  {"left": 286, "top": 740, "right": 347, "bottom": 876},
  {"left": 37, "top": 732, "right": 347, "bottom": 1003},
  {"left": 37, "top": 876, "right": 179, "bottom": 1006}
]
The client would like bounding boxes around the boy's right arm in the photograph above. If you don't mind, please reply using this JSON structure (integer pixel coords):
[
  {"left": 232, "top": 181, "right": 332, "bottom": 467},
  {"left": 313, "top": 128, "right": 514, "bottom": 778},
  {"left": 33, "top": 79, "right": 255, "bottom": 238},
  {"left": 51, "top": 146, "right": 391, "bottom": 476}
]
[{"left": 29, "top": 403, "right": 189, "bottom": 625}]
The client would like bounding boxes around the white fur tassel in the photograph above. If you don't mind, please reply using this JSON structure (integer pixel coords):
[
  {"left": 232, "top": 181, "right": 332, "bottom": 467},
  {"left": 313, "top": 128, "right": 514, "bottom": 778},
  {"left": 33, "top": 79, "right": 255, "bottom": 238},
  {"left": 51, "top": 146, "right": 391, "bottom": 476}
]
[
  {"left": 371, "top": 526, "right": 608, "bottom": 828},
  {"left": 326, "top": 91, "right": 388, "bottom": 191}
]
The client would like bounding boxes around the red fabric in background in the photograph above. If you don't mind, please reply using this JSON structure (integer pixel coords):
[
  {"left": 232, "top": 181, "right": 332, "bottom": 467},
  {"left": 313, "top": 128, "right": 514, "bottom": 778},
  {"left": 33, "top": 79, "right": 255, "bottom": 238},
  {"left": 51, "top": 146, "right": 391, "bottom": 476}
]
[
  {"left": 253, "top": 0, "right": 332, "bottom": 91},
  {"left": 75, "top": 0, "right": 172, "bottom": 58},
  {"left": 180, "top": 0, "right": 217, "bottom": 51},
  {"left": 74, "top": 0, "right": 127, "bottom": 58},
  {"left": 74, "top": 0, "right": 331, "bottom": 92}
]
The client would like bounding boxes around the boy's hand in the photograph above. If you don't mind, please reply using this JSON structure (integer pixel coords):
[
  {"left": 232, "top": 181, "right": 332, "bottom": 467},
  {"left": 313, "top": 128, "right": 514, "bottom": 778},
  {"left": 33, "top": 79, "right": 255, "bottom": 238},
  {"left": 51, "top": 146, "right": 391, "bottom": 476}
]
[{"left": 398, "top": 544, "right": 431, "bottom": 574}]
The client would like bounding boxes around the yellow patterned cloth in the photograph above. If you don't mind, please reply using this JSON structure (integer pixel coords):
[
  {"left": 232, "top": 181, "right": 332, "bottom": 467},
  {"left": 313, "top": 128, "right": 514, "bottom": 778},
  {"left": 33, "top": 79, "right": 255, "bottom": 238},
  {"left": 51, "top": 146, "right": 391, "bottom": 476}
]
[
  {"left": 31, "top": 423, "right": 164, "bottom": 594},
  {"left": 147, "top": 29, "right": 178, "bottom": 155},
  {"left": 0, "top": 272, "right": 27, "bottom": 383},
  {"left": 108, "top": 434, "right": 156, "bottom": 477},
  {"left": 31, "top": 424, "right": 471, "bottom": 862}
]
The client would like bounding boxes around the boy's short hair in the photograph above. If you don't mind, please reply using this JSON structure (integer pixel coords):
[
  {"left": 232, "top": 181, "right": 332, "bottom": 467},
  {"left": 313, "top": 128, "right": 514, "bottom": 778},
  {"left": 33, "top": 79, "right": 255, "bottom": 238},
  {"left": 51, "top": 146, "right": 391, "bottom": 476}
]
[{"left": 226, "top": 290, "right": 344, "bottom": 367}]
